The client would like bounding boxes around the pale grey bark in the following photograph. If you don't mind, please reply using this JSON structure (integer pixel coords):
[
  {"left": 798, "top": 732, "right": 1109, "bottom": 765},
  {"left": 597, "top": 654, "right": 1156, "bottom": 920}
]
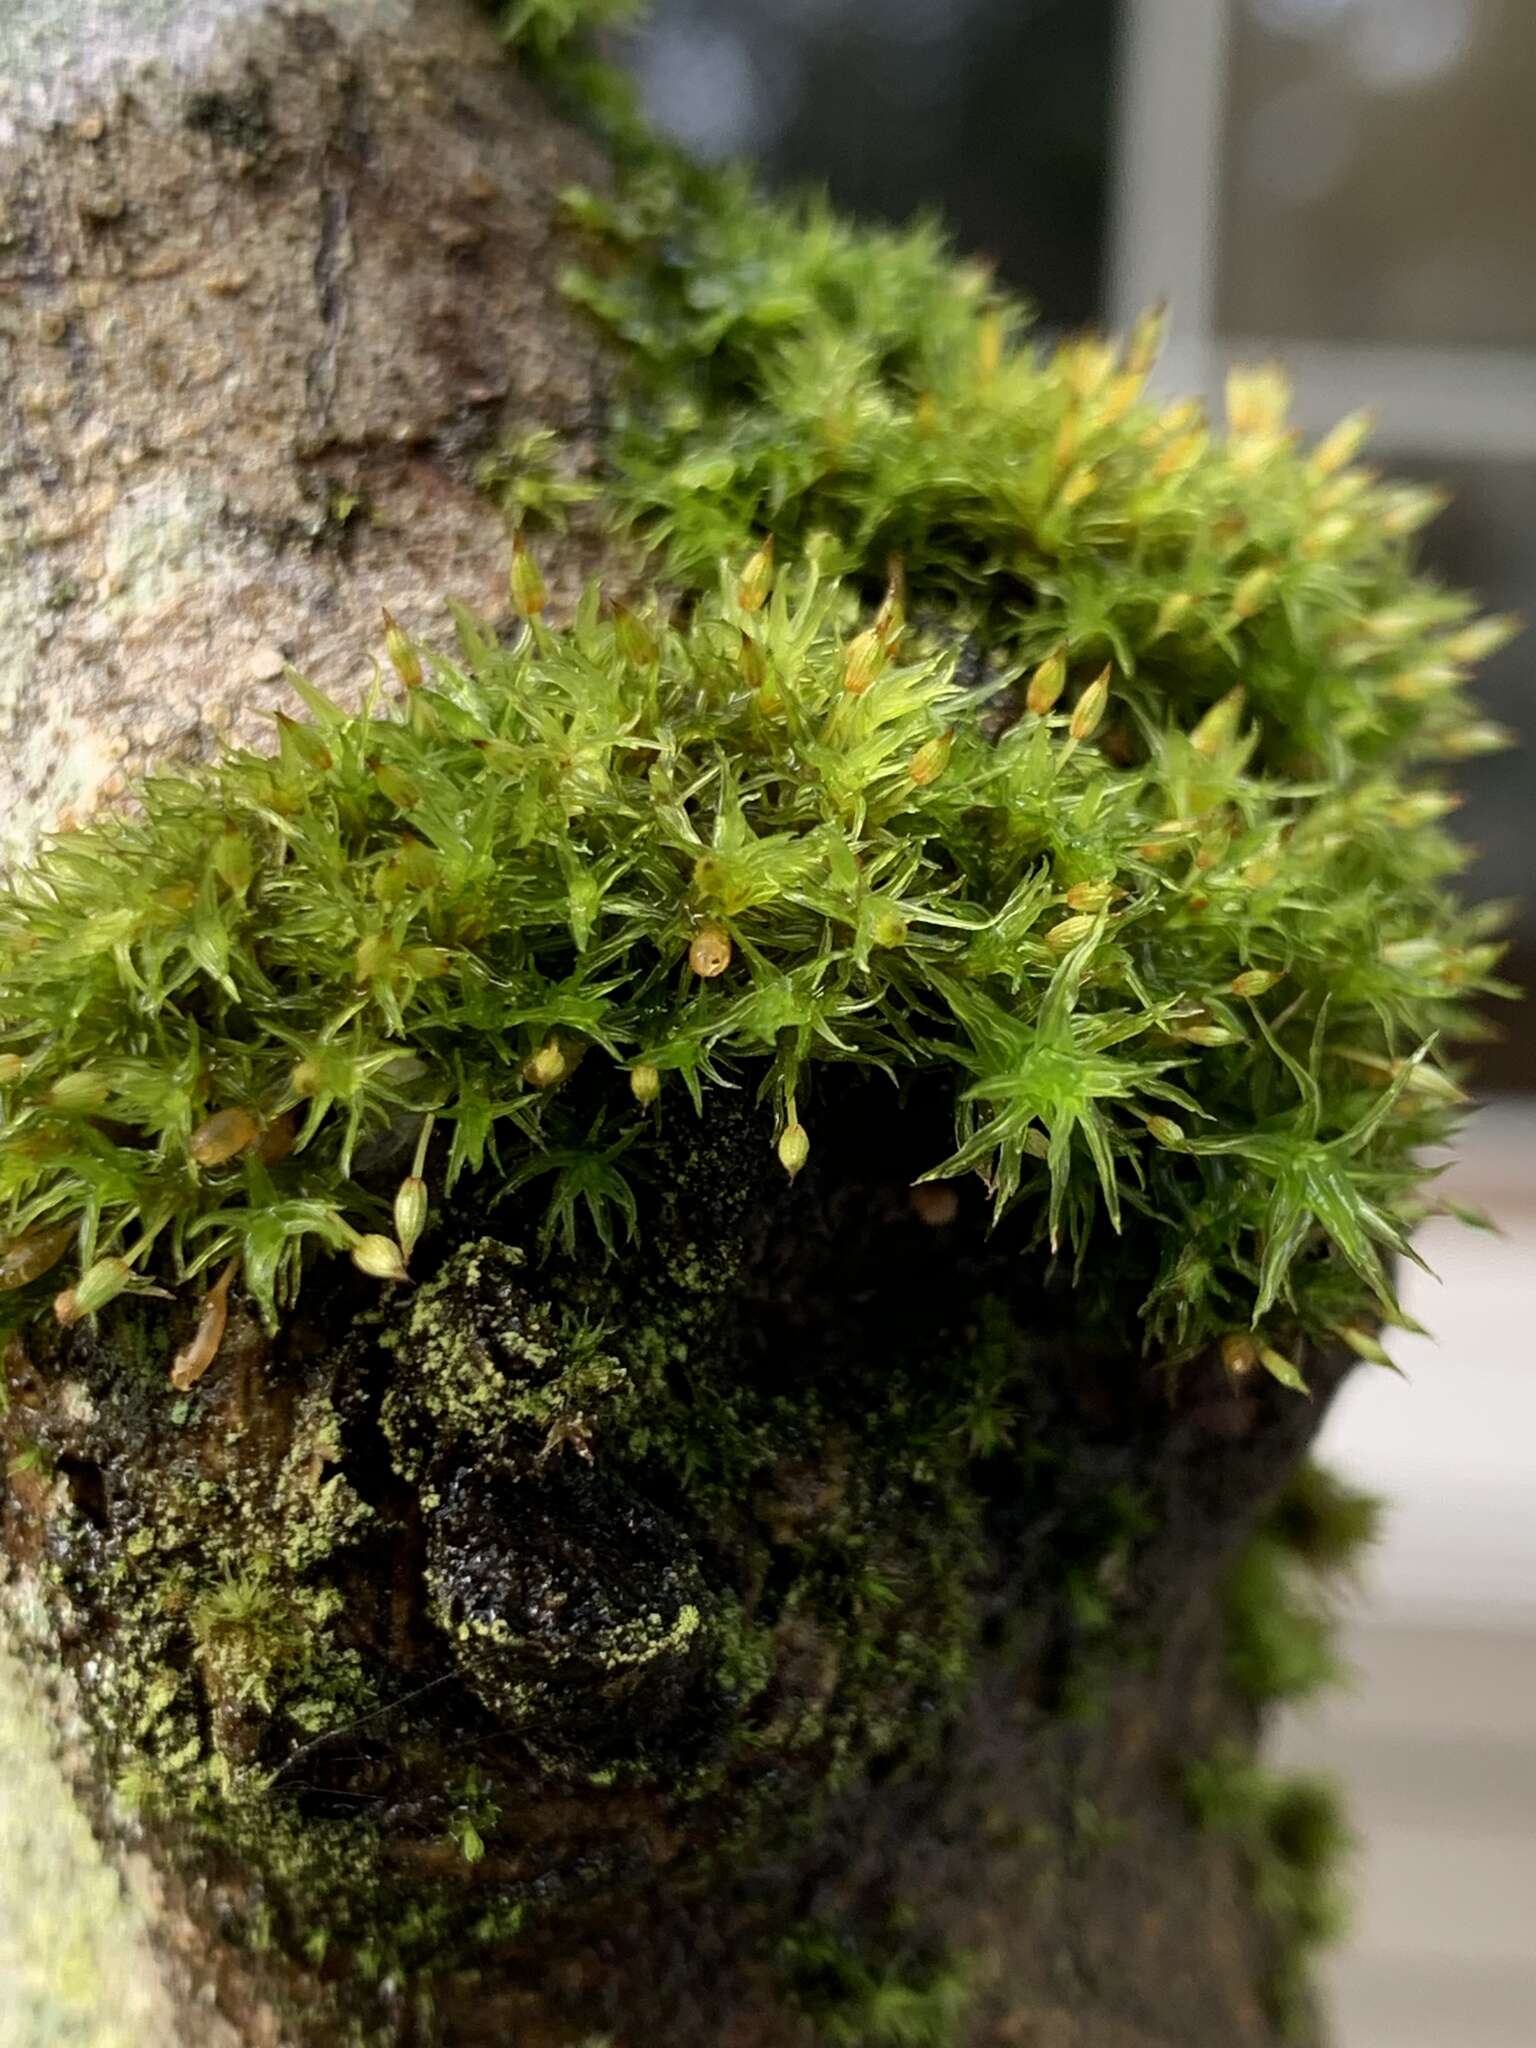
[{"left": 0, "top": 0, "right": 624, "bottom": 868}]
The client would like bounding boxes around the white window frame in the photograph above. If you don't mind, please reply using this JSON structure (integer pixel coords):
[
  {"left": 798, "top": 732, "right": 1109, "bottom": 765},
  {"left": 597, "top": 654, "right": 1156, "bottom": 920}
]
[{"left": 1107, "top": 0, "right": 1536, "bottom": 460}]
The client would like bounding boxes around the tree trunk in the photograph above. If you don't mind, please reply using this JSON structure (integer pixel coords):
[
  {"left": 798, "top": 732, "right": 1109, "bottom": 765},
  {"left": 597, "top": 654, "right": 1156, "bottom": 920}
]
[{"left": 0, "top": 8, "right": 1345, "bottom": 2045}]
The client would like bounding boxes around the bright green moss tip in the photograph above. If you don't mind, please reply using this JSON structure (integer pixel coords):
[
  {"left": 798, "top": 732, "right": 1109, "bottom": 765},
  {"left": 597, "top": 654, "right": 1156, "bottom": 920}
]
[{"left": 0, "top": 23, "right": 1515, "bottom": 1381}]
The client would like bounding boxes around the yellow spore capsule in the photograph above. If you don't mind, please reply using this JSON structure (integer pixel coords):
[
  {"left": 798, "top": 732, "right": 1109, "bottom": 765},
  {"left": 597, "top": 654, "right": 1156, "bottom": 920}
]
[
  {"left": 351, "top": 1235, "right": 410, "bottom": 1283},
  {"left": 777, "top": 1120, "right": 810, "bottom": 1180},
  {"left": 689, "top": 922, "right": 732, "bottom": 979}
]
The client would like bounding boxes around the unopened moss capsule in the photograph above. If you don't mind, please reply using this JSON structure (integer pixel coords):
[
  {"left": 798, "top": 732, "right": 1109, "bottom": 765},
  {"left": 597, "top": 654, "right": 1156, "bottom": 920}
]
[
  {"left": 55, "top": 1255, "right": 132, "bottom": 1325},
  {"left": 1045, "top": 913, "right": 1097, "bottom": 952},
  {"left": 382, "top": 609, "right": 424, "bottom": 689},
  {"left": 394, "top": 1176, "right": 428, "bottom": 1263},
  {"left": 351, "top": 1234, "right": 410, "bottom": 1283},
  {"left": 1231, "top": 567, "right": 1275, "bottom": 621},
  {"left": 189, "top": 1107, "right": 263, "bottom": 1167},
  {"left": 0, "top": 1223, "right": 76, "bottom": 1292},
  {"left": 737, "top": 536, "right": 774, "bottom": 614},
  {"left": 1065, "top": 879, "right": 1115, "bottom": 913},
  {"left": 170, "top": 1258, "right": 237, "bottom": 1391},
  {"left": 1220, "top": 1332, "right": 1259, "bottom": 1379},
  {"left": 689, "top": 922, "right": 732, "bottom": 978},
  {"left": 842, "top": 628, "right": 884, "bottom": 696},
  {"left": 212, "top": 829, "right": 255, "bottom": 895},
  {"left": 630, "top": 1063, "right": 661, "bottom": 1106},
  {"left": 1190, "top": 685, "right": 1246, "bottom": 758},
  {"left": 1068, "top": 666, "right": 1111, "bottom": 742},
  {"left": 510, "top": 532, "right": 547, "bottom": 619},
  {"left": 523, "top": 1040, "right": 569, "bottom": 1090},
  {"left": 777, "top": 1120, "right": 810, "bottom": 1179},
  {"left": 612, "top": 601, "right": 658, "bottom": 669},
  {"left": 48, "top": 1070, "right": 110, "bottom": 1114},
  {"left": 1026, "top": 646, "right": 1067, "bottom": 716},
  {"left": 253, "top": 1111, "right": 297, "bottom": 1165},
  {"left": 1231, "top": 969, "right": 1282, "bottom": 999},
  {"left": 908, "top": 731, "right": 953, "bottom": 788}
]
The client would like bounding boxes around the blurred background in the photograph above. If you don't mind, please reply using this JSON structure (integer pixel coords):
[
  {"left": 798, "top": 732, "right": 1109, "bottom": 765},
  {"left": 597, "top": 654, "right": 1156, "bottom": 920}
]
[{"left": 619, "top": 5, "right": 1536, "bottom": 2044}]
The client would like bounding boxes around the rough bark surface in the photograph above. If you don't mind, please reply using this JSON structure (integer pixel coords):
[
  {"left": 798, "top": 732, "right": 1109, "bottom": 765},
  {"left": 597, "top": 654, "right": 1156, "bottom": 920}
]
[
  {"left": 0, "top": 8, "right": 1340, "bottom": 2047},
  {"left": 0, "top": 0, "right": 622, "bottom": 867}
]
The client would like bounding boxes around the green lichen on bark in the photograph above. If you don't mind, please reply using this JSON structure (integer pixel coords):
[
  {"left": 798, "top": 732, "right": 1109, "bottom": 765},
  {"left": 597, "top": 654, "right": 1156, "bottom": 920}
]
[{"left": 1187, "top": 1461, "right": 1380, "bottom": 2038}]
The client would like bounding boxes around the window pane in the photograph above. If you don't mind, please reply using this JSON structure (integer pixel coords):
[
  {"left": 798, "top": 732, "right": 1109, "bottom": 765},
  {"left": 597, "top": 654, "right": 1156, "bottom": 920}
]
[
  {"left": 1219, "top": 0, "right": 1536, "bottom": 349},
  {"left": 626, "top": 0, "right": 1119, "bottom": 327}
]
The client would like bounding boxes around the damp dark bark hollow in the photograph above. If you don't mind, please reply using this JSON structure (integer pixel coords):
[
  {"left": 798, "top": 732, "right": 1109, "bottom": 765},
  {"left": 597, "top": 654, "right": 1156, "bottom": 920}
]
[{"left": 0, "top": 6, "right": 1348, "bottom": 2044}]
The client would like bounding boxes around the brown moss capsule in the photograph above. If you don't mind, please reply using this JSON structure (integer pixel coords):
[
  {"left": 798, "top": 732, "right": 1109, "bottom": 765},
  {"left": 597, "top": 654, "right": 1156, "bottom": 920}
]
[
  {"left": 1230, "top": 969, "right": 1282, "bottom": 999},
  {"left": 1144, "top": 1116, "right": 1185, "bottom": 1147},
  {"left": 372, "top": 760, "right": 421, "bottom": 811},
  {"left": 253, "top": 1111, "right": 296, "bottom": 1165},
  {"left": 0, "top": 1223, "right": 76, "bottom": 1293},
  {"left": 689, "top": 922, "right": 732, "bottom": 979},
  {"left": 510, "top": 532, "right": 548, "bottom": 619},
  {"left": 909, "top": 1183, "right": 959, "bottom": 1227},
  {"left": 169, "top": 1258, "right": 237, "bottom": 1391},
  {"left": 188, "top": 1107, "right": 262, "bottom": 1167},
  {"left": 874, "top": 561, "right": 906, "bottom": 648},
  {"left": 738, "top": 631, "right": 767, "bottom": 692}
]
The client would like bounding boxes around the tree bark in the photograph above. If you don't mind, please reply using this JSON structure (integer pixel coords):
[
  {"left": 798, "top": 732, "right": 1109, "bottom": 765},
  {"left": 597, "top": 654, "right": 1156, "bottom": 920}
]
[
  {"left": 0, "top": 0, "right": 621, "bottom": 867},
  {"left": 0, "top": 8, "right": 1344, "bottom": 2046}
]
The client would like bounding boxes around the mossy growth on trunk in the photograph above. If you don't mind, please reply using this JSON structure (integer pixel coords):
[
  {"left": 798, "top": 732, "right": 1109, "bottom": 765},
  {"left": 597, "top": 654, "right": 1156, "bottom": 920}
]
[{"left": 0, "top": 3, "right": 1512, "bottom": 2041}]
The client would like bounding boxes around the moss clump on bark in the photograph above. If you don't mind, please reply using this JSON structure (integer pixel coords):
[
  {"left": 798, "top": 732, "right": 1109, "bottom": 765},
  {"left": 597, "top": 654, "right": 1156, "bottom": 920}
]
[{"left": 0, "top": 3, "right": 1514, "bottom": 2038}]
